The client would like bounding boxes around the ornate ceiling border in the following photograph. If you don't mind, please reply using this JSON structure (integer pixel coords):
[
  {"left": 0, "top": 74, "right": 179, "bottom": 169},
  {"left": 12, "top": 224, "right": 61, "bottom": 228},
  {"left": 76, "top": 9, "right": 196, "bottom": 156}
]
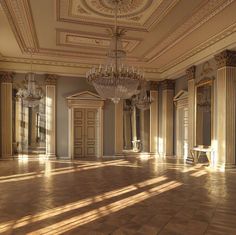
[
  {"left": 57, "top": 0, "right": 179, "bottom": 32},
  {"left": 0, "top": 0, "right": 141, "bottom": 61},
  {"left": 143, "top": 0, "right": 235, "bottom": 63},
  {"left": 1, "top": 0, "right": 39, "bottom": 52},
  {"left": 56, "top": 28, "right": 141, "bottom": 53},
  {"left": 160, "top": 22, "right": 236, "bottom": 73},
  {"left": 0, "top": 56, "right": 160, "bottom": 79}
]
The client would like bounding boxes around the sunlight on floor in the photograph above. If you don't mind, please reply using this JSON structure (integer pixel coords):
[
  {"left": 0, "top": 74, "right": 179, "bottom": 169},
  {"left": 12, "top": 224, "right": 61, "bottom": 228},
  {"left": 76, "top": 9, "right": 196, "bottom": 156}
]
[
  {"left": 27, "top": 181, "right": 182, "bottom": 235},
  {"left": 0, "top": 159, "right": 138, "bottom": 183}
]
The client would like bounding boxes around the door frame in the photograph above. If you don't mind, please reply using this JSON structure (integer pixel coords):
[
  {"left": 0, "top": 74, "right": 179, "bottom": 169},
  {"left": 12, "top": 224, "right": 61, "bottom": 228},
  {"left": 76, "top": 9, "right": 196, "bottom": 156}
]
[
  {"left": 174, "top": 90, "right": 189, "bottom": 159},
  {"left": 66, "top": 91, "right": 105, "bottom": 159}
]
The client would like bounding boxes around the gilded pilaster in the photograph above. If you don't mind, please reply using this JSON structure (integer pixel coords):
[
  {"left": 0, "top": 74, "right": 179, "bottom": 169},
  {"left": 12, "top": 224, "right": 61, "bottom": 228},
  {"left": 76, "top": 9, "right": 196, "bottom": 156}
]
[
  {"left": 214, "top": 50, "right": 236, "bottom": 168},
  {"left": 45, "top": 74, "right": 57, "bottom": 158},
  {"left": 0, "top": 72, "right": 14, "bottom": 158},
  {"left": 160, "top": 79, "right": 174, "bottom": 156},
  {"left": 186, "top": 66, "right": 196, "bottom": 157},
  {"left": 115, "top": 101, "right": 123, "bottom": 155},
  {"left": 149, "top": 81, "right": 159, "bottom": 154}
]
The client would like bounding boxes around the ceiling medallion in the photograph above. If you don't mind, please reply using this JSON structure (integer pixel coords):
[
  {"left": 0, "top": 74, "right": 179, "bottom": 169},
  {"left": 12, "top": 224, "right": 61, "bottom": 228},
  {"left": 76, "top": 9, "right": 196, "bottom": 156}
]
[{"left": 80, "top": 0, "right": 153, "bottom": 19}]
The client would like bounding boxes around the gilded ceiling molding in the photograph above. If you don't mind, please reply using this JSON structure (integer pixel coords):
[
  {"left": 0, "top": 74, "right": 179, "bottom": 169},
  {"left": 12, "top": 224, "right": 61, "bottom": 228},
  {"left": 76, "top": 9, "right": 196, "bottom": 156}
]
[
  {"left": 1, "top": 0, "right": 39, "bottom": 53},
  {"left": 56, "top": 28, "right": 141, "bottom": 53},
  {"left": 45, "top": 74, "right": 58, "bottom": 85},
  {"left": 58, "top": 0, "right": 178, "bottom": 32},
  {"left": 0, "top": 56, "right": 159, "bottom": 74},
  {"left": 214, "top": 50, "right": 236, "bottom": 69},
  {"left": 186, "top": 66, "right": 196, "bottom": 81},
  {"left": 160, "top": 22, "right": 236, "bottom": 74},
  {"left": 143, "top": 0, "right": 235, "bottom": 63},
  {"left": 160, "top": 79, "right": 175, "bottom": 90},
  {"left": 149, "top": 81, "right": 159, "bottom": 91},
  {"left": 0, "top": 71, "right": 14, "bottom": 83}
]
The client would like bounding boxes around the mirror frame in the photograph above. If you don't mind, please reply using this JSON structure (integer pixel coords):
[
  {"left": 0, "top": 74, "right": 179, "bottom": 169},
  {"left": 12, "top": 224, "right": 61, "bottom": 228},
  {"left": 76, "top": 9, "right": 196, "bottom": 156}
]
[{"left": 194, "top": 77, "right": 214, "bottom": 147}]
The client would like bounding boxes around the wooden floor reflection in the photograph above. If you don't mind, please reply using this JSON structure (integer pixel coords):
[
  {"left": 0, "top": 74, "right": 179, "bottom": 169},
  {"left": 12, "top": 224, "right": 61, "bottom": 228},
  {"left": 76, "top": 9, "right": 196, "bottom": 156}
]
[{"left": 0, "top": 156, "right": 235, "bottom": 234}]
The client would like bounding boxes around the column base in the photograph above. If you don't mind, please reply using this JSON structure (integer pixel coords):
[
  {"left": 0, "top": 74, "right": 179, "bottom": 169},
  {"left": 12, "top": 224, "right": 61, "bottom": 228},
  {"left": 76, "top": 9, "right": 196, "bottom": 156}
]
[
  {"left": 0, "top": 154, "right": 14, "bottom": 160},
  {"left": 45, "top": 154, "right": 57, "bottom": 160}
]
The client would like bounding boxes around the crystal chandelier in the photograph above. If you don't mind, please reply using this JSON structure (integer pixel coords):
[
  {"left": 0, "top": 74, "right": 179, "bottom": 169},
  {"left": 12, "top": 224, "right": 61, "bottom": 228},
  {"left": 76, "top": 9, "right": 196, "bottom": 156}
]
[
  {"left": 86, "top": 0, "right": 143, "bottom": 104},
  {"left": 132, "top": 80, "right": 152, "bottom": 110},
  {"left": 17, "top": 53, "right": 43, "bottom": 108}
]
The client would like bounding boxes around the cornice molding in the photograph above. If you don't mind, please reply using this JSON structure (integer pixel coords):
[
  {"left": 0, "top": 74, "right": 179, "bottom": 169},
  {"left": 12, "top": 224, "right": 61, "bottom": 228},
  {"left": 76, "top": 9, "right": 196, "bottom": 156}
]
[
  {"left": 160, "top": 79, "right": 175, "bottom": 90},
  {"left": 1, "top": 0, "right": 39, "bottom": 52},
  {"left": 0, "top": 71, "right": 14, "bottom": 83},
  {"left": 45, "top": 74, "right": 58, "bottom": 85},
  {"left": 186, "top": 66, "right": 196, "bottom": 81},
  {"left": 0, "top": 56, "right": 161, "bottom": 80},
  {"left": 160, "top": 22, "right": 236, "bottom": 73},
  {"left": 214, "top": 50, "right": 236, "bottom": 69},
  {"left": 143, "top": 0, "right": 235, "bottom": 63}
]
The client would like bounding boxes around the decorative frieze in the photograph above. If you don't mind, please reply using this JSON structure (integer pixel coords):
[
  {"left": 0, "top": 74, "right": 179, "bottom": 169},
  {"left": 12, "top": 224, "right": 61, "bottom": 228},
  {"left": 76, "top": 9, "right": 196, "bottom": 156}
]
[
  {"left": 45, "top": 74, "right": 58, "bottom": 85},
  {"left": 214, "top": 50, "right": 236, "bottom": 69},
  {"left": 160, "top": 79, "right": 175, "bottom": 90},
  {"left": 0, "top": 71, "right": 14, "bottom": 83},
  {"left": 186, "top": 66, "right": 196, "bottom": 80}
]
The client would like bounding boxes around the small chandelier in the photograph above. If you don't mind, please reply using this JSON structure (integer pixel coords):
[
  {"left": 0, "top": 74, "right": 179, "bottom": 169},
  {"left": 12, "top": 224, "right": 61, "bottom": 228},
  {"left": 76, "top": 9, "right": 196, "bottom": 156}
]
[
  {"left": 86, "top": 0, "right": 143, "bottom": 104},
  {"left": 17, "top": 52, "right": 43, "bottom": 107},
  {"left": 132, "top": 80, "right": 152, "bottom": 110}
]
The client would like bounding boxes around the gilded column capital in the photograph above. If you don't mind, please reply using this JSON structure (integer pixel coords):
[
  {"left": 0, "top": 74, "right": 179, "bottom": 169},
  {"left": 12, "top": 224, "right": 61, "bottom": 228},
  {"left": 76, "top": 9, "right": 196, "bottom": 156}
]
[
  {"left": 186, "top": 66, "right": 196, "bottom": 81},
  {"left": 45, "top": 74, "right": 58, "bottom": 85},
  {"left": 214, "top": 50, "right": 236, "bottom": 69},
  {"left": 160, "top": 79, "right": 175, "bottom": 90},
  {"left": 148, "top": 81, "right": 159, "bottom": 91},
  {"left": 0, "top": 71, "right": 14, "bottom": 83}
]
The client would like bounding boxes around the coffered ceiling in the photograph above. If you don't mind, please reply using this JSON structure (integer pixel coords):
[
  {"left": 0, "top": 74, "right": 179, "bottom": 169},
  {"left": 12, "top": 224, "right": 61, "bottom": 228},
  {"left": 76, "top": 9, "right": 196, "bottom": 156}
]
[{"left": 0, "top": 0, "right": 236, "bottom": 80}]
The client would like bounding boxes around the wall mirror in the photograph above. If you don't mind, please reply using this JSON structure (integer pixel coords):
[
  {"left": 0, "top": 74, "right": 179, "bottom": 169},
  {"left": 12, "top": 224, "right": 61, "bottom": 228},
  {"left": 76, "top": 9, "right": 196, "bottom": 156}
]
[{"left": 195, "top": 78, "right": 213, "bottom": 147}]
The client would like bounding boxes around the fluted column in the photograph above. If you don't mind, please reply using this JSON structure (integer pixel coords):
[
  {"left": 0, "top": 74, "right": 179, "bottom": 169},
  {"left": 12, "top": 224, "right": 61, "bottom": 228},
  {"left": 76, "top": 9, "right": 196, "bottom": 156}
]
[
  {"left": 0, "top": 72, "right": 14, "bottom": 158},
  {"left": 45, "top": 74, "right": 57, "bottom": 158},
  {"left": 214, "top": 50, "right": 236, "bottom": 168},
  {"left": 186, "top": 66, "right": 196, "bottom": 156},
  {"left": 160, "top": 80, "right": 174, "bottom": 156},
  {"left": 140, "top": 110, "right": 145, "bottom": 151},
  {"left": 149, "top": 82, "right": 159, "bottom": 153},
  {"left": 115, "top": 101, "right": 123, "bottom": 155}
]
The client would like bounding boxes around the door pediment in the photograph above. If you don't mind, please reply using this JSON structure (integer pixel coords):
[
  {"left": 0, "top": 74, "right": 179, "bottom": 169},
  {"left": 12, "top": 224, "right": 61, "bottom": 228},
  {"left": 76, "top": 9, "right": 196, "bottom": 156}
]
[
  {"left": 66, "top": 91, "right": 105, "bottom": 101},
  {"left": 67, "top": 91, "right": 105, "bottom": 108}
]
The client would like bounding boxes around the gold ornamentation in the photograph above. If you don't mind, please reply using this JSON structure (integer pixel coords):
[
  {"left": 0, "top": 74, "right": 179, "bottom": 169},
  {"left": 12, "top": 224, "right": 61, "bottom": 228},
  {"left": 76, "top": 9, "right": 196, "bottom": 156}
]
[
  {"left": 149, "top": 81, "right": 159, "bottom": 91},
  {"left": 0, "top": 71, "right": 14, "bottom": 83},
  {"left": 77, "top": 0, "right": 152, "bottom": 19},
  {"left": 160, "top": 79, "right": 175, "bottom": 90},
  {"left": 45, "top": 74, "right": 58, "bottom": 85},
  {"left": 186, "top": 66, "right": 196, "bottom": 81},
  {"left": 144, "top": 0, "right": 235, "bottom": 63},
  {"left": 201, "top": 61, "right": 213, "bottom": 76},
  {"left": 214, "top": 50, "right": 236, "bottom": 69}
]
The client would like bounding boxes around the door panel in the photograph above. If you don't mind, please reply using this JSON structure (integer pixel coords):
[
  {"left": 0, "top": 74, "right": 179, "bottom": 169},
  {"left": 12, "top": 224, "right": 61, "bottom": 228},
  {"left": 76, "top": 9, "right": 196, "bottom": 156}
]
[
  {"left": 85, "top": 109, "right": 97, "bottom": 157},
  {"left": 73, "top": 108, "right": 97, "bottom": 158},
  {"left": 74, "top": 109, "right": 85, "bottom": 158}
]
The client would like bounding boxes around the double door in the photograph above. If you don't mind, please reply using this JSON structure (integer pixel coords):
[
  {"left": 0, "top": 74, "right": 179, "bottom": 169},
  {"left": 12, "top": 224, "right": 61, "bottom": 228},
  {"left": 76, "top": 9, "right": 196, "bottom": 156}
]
[{"left": 73, "top": 108, "right": 97, "bottom": 157}]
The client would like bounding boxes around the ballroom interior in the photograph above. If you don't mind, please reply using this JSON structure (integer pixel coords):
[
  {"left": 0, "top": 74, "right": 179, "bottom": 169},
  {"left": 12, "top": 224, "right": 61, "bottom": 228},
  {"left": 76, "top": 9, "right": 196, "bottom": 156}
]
[{"left": 0, "top": 0, "right": 236, "bottom": 234}]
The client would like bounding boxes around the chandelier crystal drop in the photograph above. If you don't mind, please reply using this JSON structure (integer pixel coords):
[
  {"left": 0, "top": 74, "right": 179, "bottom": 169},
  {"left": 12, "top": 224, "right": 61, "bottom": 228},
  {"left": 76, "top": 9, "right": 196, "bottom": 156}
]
[
  {"left": 132, "top": 80, "right": 152, "bottom": 110},
  {"left": 86, "top": 0, "right": 143, "bottom": 104},
  {"left": 17, "top": 53, "right": 43, "bottom": 108}
]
